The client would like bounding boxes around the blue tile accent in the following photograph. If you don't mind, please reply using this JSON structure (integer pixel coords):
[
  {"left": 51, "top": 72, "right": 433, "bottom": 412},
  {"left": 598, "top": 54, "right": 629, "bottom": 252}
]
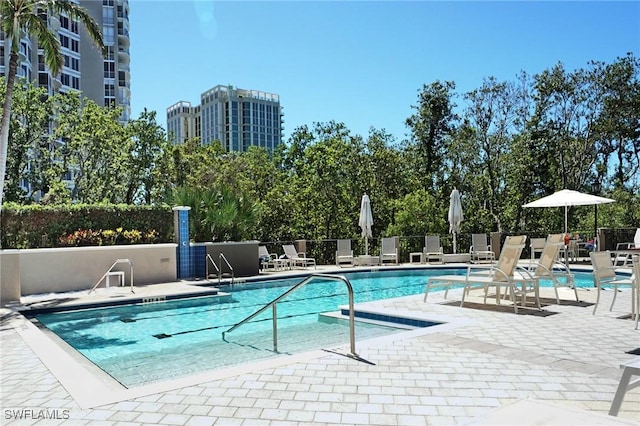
[
  {"left": 340, "top": 309, "right": 441, "bottom": 328},
  {"left": 174, "top": 208, "right": 191, "bottom": 279},
  {"left": 191, "top": 244, "right": 206, "bottom": 278}
]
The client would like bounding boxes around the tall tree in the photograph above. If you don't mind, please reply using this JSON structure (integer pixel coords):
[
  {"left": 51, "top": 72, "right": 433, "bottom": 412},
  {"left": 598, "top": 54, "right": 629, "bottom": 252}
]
[
  {"left": 54, "top": 93, "right": 127, "bottom": 203},
  {"left": 529, "top": 63, "right": 598, "bottom": 191},
  {"left": 0, "top": 78, "right": 53, "bottom": 202},
  {"left": 123, "top": 109, "right": 168, "bottom": 204},
  {"left": 405, "top": 80, "right": 458, "bottom": 190},
  {"left": 0, "top": 0, "right": 104, "bottom": 207},
  {"left": 591, "top": 54, "right": 640, "bottom": 190},
  {"left": 463, "top": 77, "right": 518, "bottom": 232}
]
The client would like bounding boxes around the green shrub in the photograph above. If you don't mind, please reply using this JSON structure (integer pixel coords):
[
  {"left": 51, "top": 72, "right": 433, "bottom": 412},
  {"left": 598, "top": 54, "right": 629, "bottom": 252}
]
[{"left": 1, "top": 203, "right": 174, "bottom": 249}]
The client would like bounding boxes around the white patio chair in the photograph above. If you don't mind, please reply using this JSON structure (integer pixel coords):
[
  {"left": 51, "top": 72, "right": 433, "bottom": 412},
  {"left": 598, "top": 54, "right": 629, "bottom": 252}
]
[
  {"left": 380, "top": 237, "right": 399, "bottom": 265},
  {"left": 519, "top": 233, "right": 578, "bottom": 304},
  {"left": 282, "top": 244, "right": 316, "bottom": 269},
  {"left": 590, "top": 251, "right": 634, "bottom": 315},
  {"left": 530, "top": 237, "right": 546, "bottom": 261},
  {"left": 425, "top": 235, "right": 534, "bottom": 313},
  {"left": 259, "top": 245, "right": 287, "bottom": 271},
  {"left": 613, "top": 228, "right": 640, "bottom": 266},
  {"left": 335, "top": 239, "right": 354, "bottom": 267},
  {"left": 423, "top": 235, "right": 444, "bottom": 264},
  {"left": 470, "top": 233, "right": 495, "bottom": 263}
]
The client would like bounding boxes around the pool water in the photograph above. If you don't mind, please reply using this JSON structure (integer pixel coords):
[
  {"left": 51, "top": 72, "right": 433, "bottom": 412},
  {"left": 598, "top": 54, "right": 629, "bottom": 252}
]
[{"left": 34, "top": 268, "right": 596, "bottom": 387}]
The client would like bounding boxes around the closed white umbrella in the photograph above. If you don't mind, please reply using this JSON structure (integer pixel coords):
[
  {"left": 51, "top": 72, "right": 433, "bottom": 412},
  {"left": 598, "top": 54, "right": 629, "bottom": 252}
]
[
  {"left": 359, "top": 194, "right": 373, "bottom": 255},
  {"left": 522, "top": 189, "right": 615, "bottom": 233},
  {"left": 448, "top": 189, "right": 464, "bottom": 254}
]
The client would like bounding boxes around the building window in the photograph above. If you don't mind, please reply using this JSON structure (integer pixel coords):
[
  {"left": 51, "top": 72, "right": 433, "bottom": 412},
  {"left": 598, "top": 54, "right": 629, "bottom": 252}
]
[
  {"left": 105, "top": 46, "right": 115, "bottom": 60},
  {"left": 104, "top": 62, "right": 115, "bottom": 78},
  {"left": 63, "top": 55, "right": 78, "bottom": 71},
  {"left": 104, "top": 84, "right": 115, "bottom": 97},
  {"left": 103, "top": 7, "right": 114, "bottom": 25},
  {"left": 103, "top": 26, "right": 115, "bottom": 44}
]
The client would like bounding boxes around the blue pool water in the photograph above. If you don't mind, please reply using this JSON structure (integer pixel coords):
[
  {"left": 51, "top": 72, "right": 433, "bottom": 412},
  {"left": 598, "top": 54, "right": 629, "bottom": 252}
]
[{"left": 34, "top": 268, "right": 597, "bottom": 387}]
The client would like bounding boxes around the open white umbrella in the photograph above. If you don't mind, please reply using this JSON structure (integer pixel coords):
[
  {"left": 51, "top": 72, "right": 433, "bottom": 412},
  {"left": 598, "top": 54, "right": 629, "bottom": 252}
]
[
  {"left": 359, "top": 194, "right": 373, "bottom": 255},
  {"left": 448, "top": 188, "right": 463, "bottom": 254},
  {"left": 522, "top": 189, "right": 615, "bottom": 233}
]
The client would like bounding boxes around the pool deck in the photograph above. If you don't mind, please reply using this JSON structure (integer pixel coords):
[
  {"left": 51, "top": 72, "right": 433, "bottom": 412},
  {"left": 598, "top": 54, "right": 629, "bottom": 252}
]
[{"left": 1, "top": 262, "right": 639, "bottom": 425}]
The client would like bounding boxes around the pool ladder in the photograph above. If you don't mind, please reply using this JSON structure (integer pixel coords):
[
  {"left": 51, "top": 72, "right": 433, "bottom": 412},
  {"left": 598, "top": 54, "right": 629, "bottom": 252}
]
[
  {"left": 206, "top": 253, "right": 234, "bottom": 284},
  {"left": 89, "top": 259, "right": 134, "bottom": 294},
  {"left": 222, "top": 274, "right": 357, "bottom": 357}
]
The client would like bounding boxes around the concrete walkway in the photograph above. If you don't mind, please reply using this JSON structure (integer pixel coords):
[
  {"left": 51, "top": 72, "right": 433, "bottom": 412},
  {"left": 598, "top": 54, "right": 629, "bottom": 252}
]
[{"left": 1, "top": 264, "right": 639, "bottom": 425}]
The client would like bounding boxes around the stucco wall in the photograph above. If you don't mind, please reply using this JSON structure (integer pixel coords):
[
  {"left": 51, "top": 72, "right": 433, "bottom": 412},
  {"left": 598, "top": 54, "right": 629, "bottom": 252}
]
[
  {"left": 1, "top": 250, "right": 21, "bottom": 304},
  {"left": 205, "top": 241, "right": 259, "bottom": 278},
  {"left": 17, "top": 244, "right": 177, "bottom": 295}
]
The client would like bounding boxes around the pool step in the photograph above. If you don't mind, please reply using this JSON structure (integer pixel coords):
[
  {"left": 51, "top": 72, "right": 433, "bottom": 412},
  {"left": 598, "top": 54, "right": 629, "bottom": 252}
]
[{"left": 320, "top": 308, "right": 441, "bottom": 330}]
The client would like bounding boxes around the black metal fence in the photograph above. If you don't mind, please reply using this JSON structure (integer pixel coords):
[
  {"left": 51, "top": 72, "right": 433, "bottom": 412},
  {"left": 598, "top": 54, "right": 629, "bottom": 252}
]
[{"left": 259, "top": 228, "right": 638, "bottom": 266}]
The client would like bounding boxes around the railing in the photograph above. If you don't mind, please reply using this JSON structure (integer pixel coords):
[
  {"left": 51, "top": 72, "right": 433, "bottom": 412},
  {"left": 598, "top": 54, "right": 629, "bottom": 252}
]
[
  {"left": 223, "top": 274, "right": 357, "bottom": 356},
  {"left": 89, "top": 258, "right": 134, "bottom": 294},
  {"left": 206, "top": 253, "right": 234, "bottom": 284},
  {"left": 206, "top": 253, "right": 219, "bottom": 279},
  {"left": 220, "top": 253, "right": 234, "bottom": 283}
]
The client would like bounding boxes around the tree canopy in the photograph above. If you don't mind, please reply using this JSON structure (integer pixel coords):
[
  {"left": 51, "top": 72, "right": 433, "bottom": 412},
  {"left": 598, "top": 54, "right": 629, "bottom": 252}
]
[{"left": 1, "top": 54, "right": 639, "bottom": 246}]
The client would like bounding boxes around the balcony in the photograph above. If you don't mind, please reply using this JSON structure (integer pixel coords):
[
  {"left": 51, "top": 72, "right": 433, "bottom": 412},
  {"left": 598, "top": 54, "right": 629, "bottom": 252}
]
[
  {"left": 52, "top": 76, "right": 62, "bottom": 91},
  {"left": 117, "top": 49, "right": 130, "bottom": 65},
  {"left": 48, "top": 16, "right": 60, "bottom": 32},
  {"left": 117, "top": 33, "right": 130, "bottom": 48}
]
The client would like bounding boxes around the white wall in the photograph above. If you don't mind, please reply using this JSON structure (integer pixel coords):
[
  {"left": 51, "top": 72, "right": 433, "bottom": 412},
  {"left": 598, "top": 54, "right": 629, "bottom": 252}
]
[{"left": 15, "top": 244, "right": 177, "bottom": 295}]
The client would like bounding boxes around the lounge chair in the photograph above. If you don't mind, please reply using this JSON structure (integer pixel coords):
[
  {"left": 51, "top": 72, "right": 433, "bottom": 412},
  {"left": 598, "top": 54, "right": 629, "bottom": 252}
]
[
  {"left": 590, "top": 251, "right": 634, "bottom": 315},
  {"left": 335, "top": 239, "right": 354, "bottom": 267},
  {"left": 613, "top": 228, "right": 640, "bottom": 266},
  {"left": 423, "top": 235, "right": 444, "bottom": 264},
  {"left": 616, "top": 228, "right": 640, "bottom": 251},
  {"left": 470, "top": 233, "right": 495, "bottom": 263},
  {"left": 258, "top": 245, "right": 287, "bottom": 271},
  {"left": 282, "top": 244, "right": 316, "bottom": 269},
  {"left": 425, "top": 235, "right": 535, "bottom": 313},
  {"left": 519, "top": 233, "right": 578, "bottom": 304},
  {"left": 380, "top": 237, "right": 399, "bottom": 265},
  {"left": 530, "top": 237, "right": 546, "bottom": 261}
]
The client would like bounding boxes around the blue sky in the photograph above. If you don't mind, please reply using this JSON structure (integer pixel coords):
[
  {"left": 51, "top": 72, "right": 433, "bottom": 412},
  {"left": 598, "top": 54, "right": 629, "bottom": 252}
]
[{"left": 129, "top": 1, "right": 640, "bottom": 143}]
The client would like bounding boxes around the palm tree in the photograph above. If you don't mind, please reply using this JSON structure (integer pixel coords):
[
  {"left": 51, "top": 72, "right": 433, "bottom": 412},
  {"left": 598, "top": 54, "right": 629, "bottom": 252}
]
[{"left": 0, "top": 0, "right": 104, "bottom": 208}]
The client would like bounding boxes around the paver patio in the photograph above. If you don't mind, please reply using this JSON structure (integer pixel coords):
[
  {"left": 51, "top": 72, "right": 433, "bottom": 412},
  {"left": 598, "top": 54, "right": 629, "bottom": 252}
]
[{"left": 1, "top": 264, "right": 639, "bottom": 425}]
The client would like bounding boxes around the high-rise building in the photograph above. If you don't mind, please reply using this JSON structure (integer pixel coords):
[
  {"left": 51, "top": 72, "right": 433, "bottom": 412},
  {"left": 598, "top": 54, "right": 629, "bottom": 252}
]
[
  {"left": 167, "top": 85, "right": 284, "bottom": 152},
  {"left": 0, "top": 0, "right": 131, "bottom": 198},
  {"left": 79, "top": 0, "right": 131, "bottom": 122},
  {"left": 0, "top": 0, "right": 131, "bottom": 120}
]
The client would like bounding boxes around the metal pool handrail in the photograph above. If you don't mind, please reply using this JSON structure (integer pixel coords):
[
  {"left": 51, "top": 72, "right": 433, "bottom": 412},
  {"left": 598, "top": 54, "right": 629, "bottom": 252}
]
[
  {"left": 222, "top": 273, "right": 357, "bottom": 356},
  {"left": 206, "top": 253, "right": 235, "bottom": 284},
  {"left": 89, "top": 258, "right": 134, "bottom": 294}
]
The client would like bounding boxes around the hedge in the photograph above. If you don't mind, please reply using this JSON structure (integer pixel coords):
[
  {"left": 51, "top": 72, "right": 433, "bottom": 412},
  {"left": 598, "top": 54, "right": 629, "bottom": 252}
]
[{"left": 0, "top": 203, "right": 175, "bottom": 249}]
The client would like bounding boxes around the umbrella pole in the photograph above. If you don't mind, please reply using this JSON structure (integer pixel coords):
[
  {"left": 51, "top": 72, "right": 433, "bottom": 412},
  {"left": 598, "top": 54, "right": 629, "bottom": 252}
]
[
  {"left": 365, "top": 237, "right": 368, "bottom": 256},
  {"left": 453, "top": 232, "right": 457, "bottom": 254}
]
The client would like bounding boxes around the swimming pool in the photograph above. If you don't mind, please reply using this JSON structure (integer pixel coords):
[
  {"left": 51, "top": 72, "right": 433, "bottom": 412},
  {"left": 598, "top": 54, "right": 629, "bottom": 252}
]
[{"left": 33, "top": 267, "right": 598, "bottom": 387}]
